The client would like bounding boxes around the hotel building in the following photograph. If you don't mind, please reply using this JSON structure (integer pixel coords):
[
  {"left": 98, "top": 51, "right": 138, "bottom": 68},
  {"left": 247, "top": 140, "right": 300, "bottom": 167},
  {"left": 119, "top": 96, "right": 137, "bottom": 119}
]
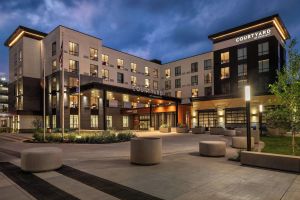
[{"left": 5, "top": 14, "right": 290, "bottom": 132}]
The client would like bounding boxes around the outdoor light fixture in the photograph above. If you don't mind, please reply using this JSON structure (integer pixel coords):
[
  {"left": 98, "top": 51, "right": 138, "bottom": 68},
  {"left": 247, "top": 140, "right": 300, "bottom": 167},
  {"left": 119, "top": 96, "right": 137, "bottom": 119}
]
[
  {"left": 259, "top": 104, "right": 263, "bottom": 136},
  {"left": 244, "top": 85, "right": 251, "bottom": 151},
  {"left": 259, "top": 104, "right": 263, "bottom": 113}
]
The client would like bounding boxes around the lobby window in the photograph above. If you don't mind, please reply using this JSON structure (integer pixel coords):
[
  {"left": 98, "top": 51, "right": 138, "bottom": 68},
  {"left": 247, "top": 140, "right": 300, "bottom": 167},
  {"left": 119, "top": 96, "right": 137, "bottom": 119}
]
[
  {"left": 175, "top": 66, "right": 181, "bottom": 76},
  {"left": 90, "top": 48, "right": 98, "bottom": 61},
  {"left": 91, "top": 115, "right": 98, "bottom": 128},
  {"left": 91, "top": 92, "right": 99, "bottom": 109},
  {"left": 205, "top": 87, "right": 212, "bottom": 96},
  {"left": 153, "top": 80, "right": 158, "bottom": 90},
  {"left": 204, "top": 73, "right": 212, "bottom": 84},
  {"left": 117, "top": 59, "right": 124, "bottom": 69},
  {"left": 69, "top": 95, "right": 78, "bottom": 108},
  {"left": 220, "top": 67, "right": 230, "bottom": 79},
  {"left": 237, "top": 47, "right": 247, "bottom": 60},
  {"left": 131, "top": 76, "right": 136, "bottom": 86},
  {"left": 68, "top": 77, "right": 78, "bottom": 88},
  {"left": 102, "top": 54, "right": 109, "bottom": 65},
  {"left": 52, "top": 60, "right": 57, "bottom": 72},
  {"left": 204, "top": 59, "right": 212, "bottom": 70},
  {"left": 123, "top": 116, "right": 129, "bottom": 128},
  {"left": 259, "top": 59, "right": 269, "bottom": 73},
  {"left": 221, "top": 52, "right": 229, "bottom": 64},
  {"left": 52, "top": 115, "right": 57, "bottom": 128},
  {"left": 153, "top": 69, "right": 158, "bottom": 78},
  {"left": 101, "top": 69, "right": 109, "bottom": 80},
  {"left": 90, "top": 64, "right": 98, "bottom": 77},
  {"left": 70, "top": 115, "right": 78, "bottom": 129},
  {"left": 131, "top": 63, "right": 137, "bottom": 73},
  {"left": 145, "top": 79, "right": 150, "bottom": 88},
  {"left": 191, "top": 62, "right": 198, "bottom": 73},
  {"left": 117, "top": 72, "right": 124, "bottom": 83},
  {"left": 52, "top": 42, "right": 56, "bottom": 56},
  {"left": 191, "top": 88, "right": 198, "bottom": 97},
  {"left": 165, "top": 80, "right": 171, "bottom": 90},
  {"left": 238, "top": 79, "right": 247, "bottom": 89},
  {"left": 238, "top": 64, "right": 247, "bottom": 76},
  {"left": 106, "top": 116, "right": 112, "bottom": 128},
  {"left": 69, "top": 42, "right": 79, "bottom": 56},
  {"left": 175, "top": 91, "right": 182, "bottom": 98},
  {"left": 145, "top": 67, "right": 149, "bottom": 76},
  {"left": 191, "top": 75, "right": 198, "bottom": 86},
  {"left": 258, "top": 42, "right": 269, "bottom": 56},
  {"left": 175, "top": 79, "right": 181, "bottom": 88},
  {"left": 69, "top": 60, "right": 79, "bottom": 73},
  {"left": 165, "top": 69, "right": 171, "bottom": 78}
]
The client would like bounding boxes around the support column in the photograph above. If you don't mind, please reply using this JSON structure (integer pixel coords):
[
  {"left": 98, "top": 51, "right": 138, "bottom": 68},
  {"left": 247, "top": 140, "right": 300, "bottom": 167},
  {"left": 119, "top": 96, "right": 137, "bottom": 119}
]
[
  {"left": 103, "top": 89, "right": 107, "bottom": 130},
  {"left": 175, "top": 101, "right": 179, "bottom": 126},
  {"left": 150, "top": 103, "right": 153, "bottom": 127},
  {"left": 197, "top": 111, "right": 200, "bottom": 127},
  {"left": 246, "top": 101, "right": 251, "bottom": 151}
]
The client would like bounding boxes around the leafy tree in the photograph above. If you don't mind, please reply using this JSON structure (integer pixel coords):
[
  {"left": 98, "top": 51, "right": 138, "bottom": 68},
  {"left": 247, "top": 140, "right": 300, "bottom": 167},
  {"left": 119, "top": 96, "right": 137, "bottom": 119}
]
[{"left": 266, "top": 39, "right": 300, "bottom": 154}]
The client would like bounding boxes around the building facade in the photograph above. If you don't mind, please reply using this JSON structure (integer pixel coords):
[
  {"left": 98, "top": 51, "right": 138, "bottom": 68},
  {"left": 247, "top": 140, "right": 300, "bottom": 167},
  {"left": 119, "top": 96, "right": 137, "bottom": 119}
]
[
  {"left": 5, "top": 14, "right": 290, "bottom": 132},
  {"left": 0, "top": 73, "right": 10, "bottom": 132}
]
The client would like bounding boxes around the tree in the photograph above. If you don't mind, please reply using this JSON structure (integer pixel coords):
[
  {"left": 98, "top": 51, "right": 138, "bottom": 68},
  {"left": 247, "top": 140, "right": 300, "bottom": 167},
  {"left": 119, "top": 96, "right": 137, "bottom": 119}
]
[{"left": 266, "top": 39, "right": 300, "bottom": 154}]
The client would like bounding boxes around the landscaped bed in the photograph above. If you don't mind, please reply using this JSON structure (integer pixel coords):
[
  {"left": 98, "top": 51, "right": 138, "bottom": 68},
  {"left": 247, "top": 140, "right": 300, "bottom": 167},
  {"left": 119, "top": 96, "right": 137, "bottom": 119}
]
[
  {"left": 32, "top": 130, "right": 136, "bottom": 144},
  {"left": 261, "top": 135, "right": 300, "bottom": 156}
]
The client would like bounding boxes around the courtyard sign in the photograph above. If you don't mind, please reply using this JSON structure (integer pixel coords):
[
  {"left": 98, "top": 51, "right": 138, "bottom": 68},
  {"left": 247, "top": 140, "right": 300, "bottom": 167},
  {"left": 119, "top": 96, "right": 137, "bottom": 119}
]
[
  {"left": 132, "top": 86, "right": 163, "bottom": 96},
  {"left": 235, "top": 29, "right": 271, "bottom": 43}
]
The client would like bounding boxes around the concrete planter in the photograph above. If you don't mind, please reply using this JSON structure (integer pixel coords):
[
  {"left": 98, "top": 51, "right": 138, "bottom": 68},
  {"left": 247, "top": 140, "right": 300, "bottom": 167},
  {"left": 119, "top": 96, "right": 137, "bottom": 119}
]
[
  {"left": 236, "top": 130, "right": 260, "bottom": 144},
  {"left": 176, "top": 127, "right": 189, "bottom": 133},
  {"left": 241, "top": 151, "right": 300, "bottom": 173},
  {"left": 199, "top": 141, "right": 226, "bottom": 157},
  {"left": 159, "top": 127, "right": 171, "bottom": 133},
  {"left": 192, "top": 127, "right": 206, "bottom": 134},
  {"left": 210, "top": 127, "right": 225, "bottom": 135},
  {"left": 130, "top": 137, "right": 162, "bottom": 165},
  {"left": 232, "top": 136, "right": 254, "bottom": 149},
  {"left": 224, "top": 129, "right": 236, "bottom": 136}
]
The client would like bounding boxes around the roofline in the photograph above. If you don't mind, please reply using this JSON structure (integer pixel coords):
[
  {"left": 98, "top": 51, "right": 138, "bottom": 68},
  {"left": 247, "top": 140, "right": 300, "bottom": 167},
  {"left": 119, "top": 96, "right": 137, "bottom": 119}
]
[
  {"left": 58, "top": 25, "right": 103, "bottom": 41},
  {"left": 163, "top": 51, "right": 212, "bottom": 65}
]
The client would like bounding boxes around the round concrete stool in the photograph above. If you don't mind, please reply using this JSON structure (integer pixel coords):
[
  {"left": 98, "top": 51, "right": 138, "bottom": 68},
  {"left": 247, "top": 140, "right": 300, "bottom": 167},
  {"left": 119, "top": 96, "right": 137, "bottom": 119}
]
[
  {"left": 224, "top": 130, "right": 236, "bottom": 136},
  {"left": 130, "top": 137, "right": 162, "bottom": 165},
  {"left": 21, "top": 147, "right": 62, "bottom": 172},
  {"left": 232, "top": 136, "right": 254, "bottom": 149},
  {"left": 199, "top": 141, "right": 226, "bottom": 157}
]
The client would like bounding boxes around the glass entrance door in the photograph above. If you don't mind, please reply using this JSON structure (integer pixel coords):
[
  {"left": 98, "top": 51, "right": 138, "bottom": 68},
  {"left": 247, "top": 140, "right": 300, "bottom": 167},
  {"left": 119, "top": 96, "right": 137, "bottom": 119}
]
[
  {"left": 139, "top": 115, "right": 150, "bottom": 130},
  {"left": 198, "top": 110, "right": 217, "bottom": 129}
]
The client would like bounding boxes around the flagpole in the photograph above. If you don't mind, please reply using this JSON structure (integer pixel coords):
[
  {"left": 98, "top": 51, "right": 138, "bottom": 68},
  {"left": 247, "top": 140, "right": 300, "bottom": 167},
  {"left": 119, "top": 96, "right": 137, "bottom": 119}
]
[{"left": 61, "top": 32, "right": 65, "bottom": 141}]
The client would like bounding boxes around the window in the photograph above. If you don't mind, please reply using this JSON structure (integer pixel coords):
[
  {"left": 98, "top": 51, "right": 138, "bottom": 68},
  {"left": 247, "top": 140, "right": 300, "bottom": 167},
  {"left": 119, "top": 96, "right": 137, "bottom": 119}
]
[
  {"left": 102, "top": 54, "right": 109, "bottom": 65},
  {"left": 238, "top": 64, "right": 247, "bottom": 76},
  {"left": 90, "top": 92, "right": 99, "bottom": 109},
  {"left": 70, "top": 115, "right": 78, "bottom": 129},
  {"left": 153, "top": 69, "right": 158, "bottom": 78},
  {"left": 238, "top": 79, "right": 248, "bottom": 89},
  {"left": 238, "top": 47, "right": 247, "bottom": 60},
  {"left": 69, "top": 42, "right": 79, "bottom": 56},
  {"left": 145, "top": 79, "right": 150, "bottom": 88},
  {"left": 90, "top": 64, "right": 98, "bottom": 77},
  {"left": 106, "top": 116, "right": 112, "bottom": 128},
  {"left": 165, "top": 69, "right": 171, "bottom": 78},
  {"left": 69, "top": 60, "right": 78, "bottom": 73},
  {"left": 51, "top": 95, "right": 57, "bottom": 108},
  {"left": 191, "top": 62, "right": 198, "bottom": 73},
  {"left": 204, "top": 73, "right": 212, "bottom": 84},
  {"left": 175, "top": 66, "right": 181, "bottom": 76},
  {"left": 117, "top": 59, "right": 124, "bottom": 69},
  {"left": 52, "top": 60, "right": 57, "bottom": 72},
  {"left": 221, "top": 82, "right": 230, "bottom": 94},
  {"left": 131, "top": 63, "right": 136, "bottom": 73},
  {"left": 220, "top": 67, "right": 230, "bottom": 79},
  {"left": 117, "top": 72, "right": 124, "bottom": 83},
  {"left": 165, "top": 92, "right": 171, "bottom": 96},
  {"left": 52, "top": 115, "right": 57, "bottom": 128},
  {"left": 204, "top": 87, "right": 212, "bottom": 96},
  {"left": 68, "top": 77, "right": 78, "bottom": 87},
  {"left": 69, "top": 95, "right": 78, "bottom": 108},
  {"left": 204, "top": 59, "right": 212, "bottom": 70},
  {"left": 192, "top": 88, "right": 198, "bottom": 97},
  {"left": 258, "top": 42, "right": 269, "bottom": 56},
  {"left": 123, "top": 116, "right": 129, "bottom": 128},
  {"left": 221, "top": 52, "right": 229, "bottom": 64},
  {"left": 165, "top": 80, "right": 171, "bottom": 90},
  {"left": 19, "top": 50, "right": 23, "bottom": 62},
  {"left": 52, "top": 42, "right": 56, "bottom": 56},
  {"left": 175, "top": 91, "right": 182, "bottom": 98},
  {"left": 191, "top": 75, "right": 198, "bottom": 86},
  {"left": 91, "top": 115, "right": 98, "bottom": 128},
  {"left": 131, "top": 76, "right": 136, "bottom": 86},
  {"left": 145, "top": 67, "right": 149, "bottom": 76},
  {"left": 101, "top": 69, "right": 109, "bottom": 80},
  {"left": 90, "top": 48, "right": 98, "bottom": 61},
  {"left": 175, "top": 79, "right": 181, "bottom": 88},
  {"left": 153, "top": 81, "right": 158, "bottom": 90},
  {"left": 259, "top": 59, "right": 269, "bottom": 72},
  {"left": 225, "top": 109, "right": 246, "bottom": 125}
]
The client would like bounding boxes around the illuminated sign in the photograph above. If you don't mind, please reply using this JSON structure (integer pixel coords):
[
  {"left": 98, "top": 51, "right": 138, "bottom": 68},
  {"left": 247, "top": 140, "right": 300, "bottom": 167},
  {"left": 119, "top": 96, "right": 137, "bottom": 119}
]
[
  {"left": 235, "top": 28, "right": 271, "bottom": 43},
  {"left": 132, "top": 86, "right": 163, "bottom": 96}
]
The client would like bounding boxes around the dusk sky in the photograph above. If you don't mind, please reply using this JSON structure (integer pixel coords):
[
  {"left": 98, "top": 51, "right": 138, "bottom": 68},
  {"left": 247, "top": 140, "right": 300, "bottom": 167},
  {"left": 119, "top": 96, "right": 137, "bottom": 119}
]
[{"left": 0, "top": 0, "right": 300, "bottom": 75}]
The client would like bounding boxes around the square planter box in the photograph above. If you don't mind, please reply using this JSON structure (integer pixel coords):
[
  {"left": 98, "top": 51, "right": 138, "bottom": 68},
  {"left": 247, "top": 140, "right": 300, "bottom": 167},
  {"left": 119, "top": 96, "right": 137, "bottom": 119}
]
[
  {"left": 192, "top": 127, "right": 205, "bottom": 134},
  {"left": 159, "top": 127, "right": 171, "bottom": 133},
  {"left": 176, "top": 127, "right": 189, "bottom": 133}
]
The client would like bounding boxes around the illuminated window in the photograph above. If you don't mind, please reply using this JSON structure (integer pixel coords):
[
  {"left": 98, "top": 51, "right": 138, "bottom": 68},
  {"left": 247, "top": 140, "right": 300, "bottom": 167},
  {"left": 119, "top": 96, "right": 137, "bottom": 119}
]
[
  {"left": 52, "top": 60, "right": 57, "bottom": 72},
  {"left": 69, "top": 60, "right": 78, "bottom": 73},
  {"left": 175, "top": 91, "right": 182, "bottom": 98},
  {"left": 51, "top": 77, "right": 57, "bottom": 91},
  {"left": 101, "top": 54, "right": 109, "bottom": 65},
  {"left": 204, "top": 59, "right": 212, "bottom": 70},
  {"left": 175, "top": 79, "right": 181, "bottom": 88},
  {"left": 106, "top": 116, "right": 112, "bottom": 128},
  {"left": 221, "top": 52, "right": 229, "bottom": 64},
  {"left": 145, "top": 79, "right": 150, "bottom": 88},
  {"left": 145, "top": 66, "right": 149, "bottom": 76},
  {"left": 220, "top": 67, "right": 230, "bottom": 79},
  {"left": 68, "top": 77, "right": 78, "bottom": 88},
  {"left": 238, "top": 64, "right": 247, "bottom": 76},
  {"left": 258, "top": 42, "right": 269, "bottom": 56},
  {"left": 191, "top": 62, "right": 198, "bottom": 73},
  {"left": 52, "top": 115, "right": 56, "bottom": 128},
  {"left": 117, "top": 59, "right": 124, "bottom": 69},
  {"left": 117, "top": 72, "right": 124, "bottom": 83},
  {"left": 191, "top": 75, "right": 198, "bottom": 86},
  {"left": 52, "top": 42, "right": 56, "bottom": 56},
  {"left": 131, "top": 63, "right": 136, "bottom": 73},
  {"left": 131, "top": 76, "right": 136, "bottom": 86},
  {"left": 90, "top": 64, "right": 98, "bottom": 77},
  {"left": 175, "top": 66, "right": 181, "bottom": 76},
  {"left": 90, "top": 92, "right": 99, "bottom": 109},
  {"left": 70, "top": 115, "right": 78, "bottom": 129},
  {"left": 204, "top": 73, "right": 212, "bottom": 84},
  {"left": 123, "top": 116, "right": 129, "bottom": 128},
  {"left": 91, "top": 115, "right": 98, "bottom": 128},
  {"left": 69, "top": 95, "right": 78, "bottom": 108},
  {"left": 192, "top": 88, "right": 198, "bottom": 97},
  {"left": 90, "top": 48, "right": 98, "bottom": 61},
  {"left": 101, "top": 69, "right": 109, "bottom": 80},
  {"left": 165, "top": 80, "right": 171, "bottom": 90},
  {"left": 238, "top": 47, "right": 247, "bottom": 60},
  {"left": 165, "top": 69, "right": 171, "bottom": 78},
  {"left": 258, "top": 59, "right": 269, "bottom": 72},
  {"left": 153, "top": 81, "right": 158, "bottom": 90},
  {"left": 69, "top": 42, "right": 79, "bottom": 56}
]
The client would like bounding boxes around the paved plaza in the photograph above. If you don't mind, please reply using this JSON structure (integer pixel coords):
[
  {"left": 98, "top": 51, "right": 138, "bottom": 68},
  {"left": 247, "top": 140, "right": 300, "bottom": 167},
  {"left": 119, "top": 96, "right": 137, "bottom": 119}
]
[{"left": 0, "top": 132, "right": 299, "bottom": 200}]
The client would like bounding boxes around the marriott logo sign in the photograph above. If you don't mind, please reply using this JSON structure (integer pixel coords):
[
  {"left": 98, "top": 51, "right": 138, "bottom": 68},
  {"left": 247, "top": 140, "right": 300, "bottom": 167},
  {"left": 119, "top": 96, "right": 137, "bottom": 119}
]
[{"left": 235, "top": 29, "right": 271, "bottom": 43}]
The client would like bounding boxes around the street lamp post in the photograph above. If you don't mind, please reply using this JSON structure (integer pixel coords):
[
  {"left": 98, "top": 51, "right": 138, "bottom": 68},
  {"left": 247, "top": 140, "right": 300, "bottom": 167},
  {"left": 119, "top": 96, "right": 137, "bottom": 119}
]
[
  {"left": 259, "top": 104, "right": 263, "bottom": 137},
  {"left": 245, "top": 85, "right": 251, "bottom": 151}
]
